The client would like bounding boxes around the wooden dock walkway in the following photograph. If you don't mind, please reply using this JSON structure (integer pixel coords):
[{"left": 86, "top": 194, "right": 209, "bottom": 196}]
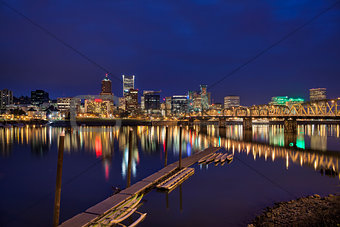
[{"left": 59, "top": 146, "right": 221, "bottom": 227}]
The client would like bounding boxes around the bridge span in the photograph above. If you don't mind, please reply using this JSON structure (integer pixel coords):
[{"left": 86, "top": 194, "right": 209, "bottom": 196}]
[{"left": 182, "top": 98, "right": 340, "bottom": 133}]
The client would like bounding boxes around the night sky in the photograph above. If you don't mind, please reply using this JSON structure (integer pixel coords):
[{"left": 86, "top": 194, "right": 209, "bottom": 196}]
[{"left": 1, "top": 0, "right": 339, "bottom": 105}]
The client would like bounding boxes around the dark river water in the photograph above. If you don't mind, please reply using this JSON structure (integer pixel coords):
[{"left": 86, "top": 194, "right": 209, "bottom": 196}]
[{"left": 0, "top": 124, "right": 339, "bottom": 227}]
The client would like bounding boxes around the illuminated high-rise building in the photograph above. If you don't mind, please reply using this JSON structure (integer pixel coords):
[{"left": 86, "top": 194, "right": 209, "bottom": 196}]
[
  {"left": 141, "top": 90, "right": 152, "bottom": 110},
  {"left": 143, "top": 91, "right": 160, "bottom": 111},
  {"left": 224, "top": 96, "right": 240, "bottom": 108},
  {"left": 123, "top": 75, "right": 135, "bottom": 96},
  {"left": 31, "top": 90, "right": 49, "bottom": 106},
  {"left": 165, "top": 97, "right": 172, "bottom": 115},
  {"left": 101, "top": 73, "right": 112, "bottom": 95},
  {"left": 0, "top": 89, "right": 13, "bottom": 109},
  {"left": 309, "top": 88, "right": 326, "bottom": 102},
  {"left": 85, "top": 98, "right": 112, "bottom": 117},
  {"left": 125, "top": 89, "right": 138, "bottom": 111},
  {"left": 200, "top": 84, "right": 207, "bottom": 95},
  {"left": 207, "top": 92, "right": 211, "bottom": 105},
  {"left": 187, "top": 85, "right": 210, "bottom": 112},
  {"left": 171, "top": 95, "right": 188, "bottom": 114},
  {"left": 119, "top": 97, "right": 126, "bottom": 111},
  {"left": 57, "top": 97, "right": 81, "bottom": 113},
  {"left": 200, "top": 85, "right": 209, "bottom": 110},
  {"left": 187, "top": 91, "right": 195, "bottom": 112}
]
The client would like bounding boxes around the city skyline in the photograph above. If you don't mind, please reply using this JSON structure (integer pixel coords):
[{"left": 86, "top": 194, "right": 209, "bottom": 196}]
[
  {"left": 0, "top": 75, "right": 336, "bottom": 106},
  {"left": 1, "top": 1, "right": 340, "bottom": 105},
  {"left": 1, "top": 83, "right": 333, "bottom": 105},
  {"left": 1, "top": 1, "right": 340, "bottom": 227}
]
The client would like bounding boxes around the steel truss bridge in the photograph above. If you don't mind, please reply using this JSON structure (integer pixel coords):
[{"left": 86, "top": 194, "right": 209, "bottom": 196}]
[{"left": 186, "top": 98, "right": 340, "bottom": 119}]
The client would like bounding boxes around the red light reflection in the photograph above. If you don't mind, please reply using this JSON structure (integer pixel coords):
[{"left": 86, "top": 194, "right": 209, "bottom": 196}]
[{"left": 95, "top": 136, "right": 102, "bottom": 158}]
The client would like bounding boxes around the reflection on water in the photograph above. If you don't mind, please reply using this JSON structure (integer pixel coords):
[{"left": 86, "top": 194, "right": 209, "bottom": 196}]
[
  {"left": 0, "top": 124, "right": 339, "bottom": 180},
  {"left": 252, "top": 124, "right": 338, "bottom": 151}
]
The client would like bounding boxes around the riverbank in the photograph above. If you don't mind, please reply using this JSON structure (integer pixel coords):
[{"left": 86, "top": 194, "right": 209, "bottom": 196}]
[
  {"left": 1, "top": 118, "right": 340, "bottom": 127},
  {"left": 249, "top": 194, "right": 340, "bottom": 226}
]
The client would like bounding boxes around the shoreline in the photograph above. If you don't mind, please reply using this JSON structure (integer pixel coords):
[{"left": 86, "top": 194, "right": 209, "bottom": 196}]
[
  {"left": 249, "top": 194, "right": 340, "bottom": 226},
  {"left": 1, "top": 118, "right": 340, "bottom": 127}
]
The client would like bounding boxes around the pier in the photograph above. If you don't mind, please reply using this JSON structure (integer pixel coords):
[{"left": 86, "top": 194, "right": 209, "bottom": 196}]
[{"left": 59, "top": 146, "right": 221, "bottom": 227}]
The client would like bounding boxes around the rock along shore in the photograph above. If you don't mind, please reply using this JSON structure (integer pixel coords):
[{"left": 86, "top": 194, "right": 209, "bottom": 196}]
[{"left": 249, "top": 194, "right": 340, "bottom": 227}]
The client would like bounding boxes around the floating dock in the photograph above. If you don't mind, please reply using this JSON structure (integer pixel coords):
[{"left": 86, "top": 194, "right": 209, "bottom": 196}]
[
  {"left": 60, "top": 146, "right": 221, "bottom": 227},
  {"left": 156, "top": 167, "right": 195, "bottom": 192}
]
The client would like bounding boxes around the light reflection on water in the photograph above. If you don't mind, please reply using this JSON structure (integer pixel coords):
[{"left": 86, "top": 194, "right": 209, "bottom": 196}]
[
  {"left": 0, "top": 124, "right": 339, "bottom": 179},
  {"left": 0, "top": 124, "right": 339, "bottom": 227}
]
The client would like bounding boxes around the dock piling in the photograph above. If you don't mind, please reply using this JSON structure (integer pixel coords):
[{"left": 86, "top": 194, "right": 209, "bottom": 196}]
[
  {"left": 53, "top": 131, "right": 65, "bottom": 227},
  {"left": 165, "top": 126, "right": 168, "bottom": 167},
  {"left": 179, "top": 125, "right": 182, "bottom": 169},
  {"left": 127, "top": 128, "right": 133, "bottom": 188}
]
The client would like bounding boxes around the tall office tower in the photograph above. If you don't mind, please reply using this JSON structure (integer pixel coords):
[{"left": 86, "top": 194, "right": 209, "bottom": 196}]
[
  {"left": 0, "top": 89, "right": 13, "bottom": 109},
  {"left": 200, "top": 85, "right": 209, "bottom": 110},
  {"left": 309, "top": 88, "right": 326, "bottom": 102},
  {"left": 165, "top": 97, "right": 172, "bottom": 115},
  {"left": 101, "top": 73, "right": 113, "bottom": 95},
  {"left": 224, "top": 96, "right": 240, "bottom": 108},
  {"left": 187, "top": 91, "right": 194, "bottom": 112},
  {"left": 187, "top": 91, "right": 200, "bottom": 112},
  {"left": 141, "top": 96, "right": 145, "bottom": 110},
  {"left": 171, "top": 95, "right": 188, "bottom": 114},
  {"left": 119, "top": 97, "right": 126, "bottom": 110},
  {"left": 207, "top": 92, "right": 212, "bottom": 105},
  {"left": 141, "top": 90, "right": 153, "bottom": 110},
  {"left": 143, "top": 91, "right": 160, "bottom": 111},
  {"left": 122, "top": 75, "right": 135, "bottom": 97},
  {"left": 125, "top": 89, "right": 138, "bottom": 111},
  {"left": 57, "top": 97, "right": 81, "bottom": 113},
  {"left": 31, "top": 90, "right": 49, "bottom": 106},
  {"left": 200, "top": 84, "right": 207, "bottom": 95}
]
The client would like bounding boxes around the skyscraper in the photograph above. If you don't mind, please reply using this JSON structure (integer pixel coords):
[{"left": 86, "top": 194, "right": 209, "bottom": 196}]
[
  {"left": 188, "top": 85, "right": 210, "bottom": 112},
  {"left": 224, "top": 96, "right": 240, "bottom": 108},
  {"left": 143, "top": 91, "right": 160, "bottom": 111},
  {"left": 31, "top": 90, "right": 49, "bottom": 106},
  {"left": 122, "top": 75, "right": 135, "bottom": 96},
  {"left": 171, "top": 95, "right": 188, "bottom": 114},
  {"left": 125, "top": 89, "right": 138, "bottom": 111},
  {"left": 200, "top": 85, "right": 209, "bottom": 110},
  {"left": 310, "top": 88, "right": 326, "bottom": 102},
  {"left": 0, "top": 89, "right": 13, "bottom": 109},
  {"left": 165, "top": 97, "right": 172, "bottom": 115},
  {"left": 101, "top": 73, "right": 112, "bottom": 95}
]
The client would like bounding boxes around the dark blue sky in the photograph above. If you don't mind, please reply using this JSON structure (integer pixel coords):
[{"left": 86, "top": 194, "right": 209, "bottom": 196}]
[{"left": 1, "top": 0, "right": 339, "bottom": 105}]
